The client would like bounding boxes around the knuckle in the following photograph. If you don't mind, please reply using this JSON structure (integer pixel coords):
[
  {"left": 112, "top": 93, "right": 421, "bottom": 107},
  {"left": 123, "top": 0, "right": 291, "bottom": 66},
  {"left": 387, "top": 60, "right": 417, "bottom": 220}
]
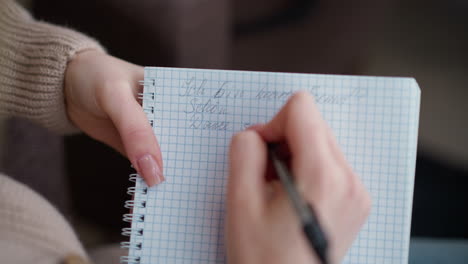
[
  {"left": 289, "top": 90, "right": 318, "bottom": 112},
  {"left": 291, "top": 90, "right": 313, "bottom": 103},
  {"left": 288, "top": 92, "right": 312, "bottom": 114}
]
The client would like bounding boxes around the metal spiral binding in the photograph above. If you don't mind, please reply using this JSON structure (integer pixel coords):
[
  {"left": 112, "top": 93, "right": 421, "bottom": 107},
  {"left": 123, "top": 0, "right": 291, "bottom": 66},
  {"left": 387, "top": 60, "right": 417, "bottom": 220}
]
[
  {"left": 129, "top": 173, "right": 139, "bottom": 182},
  {"left": 121, "top": 80, "right": 156, "bottom": 264},
  {"left": 127, "top": 186, "right": 148, "bottom": 195},
  {"left": 120, "top": 256, "right": 141, "bottom": 264},
  {"left": 121, "top": 241, "right": 142, "bottom": 250},
  {"left": 122, "top": 227, "right": 144, "bottom": 236},
  {"left": 138, "top": 93, "right": 155, "bottom": 100},
  {"left": 138, "top": 79, "right": 156, "bottom": 86},
  {"left": 142, "top": 106, "right": 155, "bottom": 113},
  {"left": 121, "top": 174, "right": 146, "bottom": 263},
  {"left": 124, "top": 200, "right": 146, "bottom": 209},
  {"left": 138, "top": 92, "right": 156, "bottom": 128},
  {"left": 123, "top": 212, "right": 144, "bottom": 222}
]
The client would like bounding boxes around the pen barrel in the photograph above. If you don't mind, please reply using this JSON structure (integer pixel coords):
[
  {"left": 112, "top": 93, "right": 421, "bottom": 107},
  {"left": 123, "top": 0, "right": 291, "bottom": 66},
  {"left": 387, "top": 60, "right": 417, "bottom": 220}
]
[{"left": 303, "top": 206, "right": 328, "bottom": 264}]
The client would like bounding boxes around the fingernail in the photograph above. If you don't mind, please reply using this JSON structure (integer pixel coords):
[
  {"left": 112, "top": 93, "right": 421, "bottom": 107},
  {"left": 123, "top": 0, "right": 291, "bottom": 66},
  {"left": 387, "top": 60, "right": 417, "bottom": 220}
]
[{"left": 137, "top": 154, "right": 163, "bottom": 186}]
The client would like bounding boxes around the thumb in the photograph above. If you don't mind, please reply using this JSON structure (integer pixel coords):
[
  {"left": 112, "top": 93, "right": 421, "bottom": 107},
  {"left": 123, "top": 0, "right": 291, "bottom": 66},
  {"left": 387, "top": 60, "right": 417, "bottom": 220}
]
[
  {"left": 228, "top": 130, "right": 267, "bottom": 215},
  {"left": 101, "top": 82, "right": 163, "bottom": 187}
]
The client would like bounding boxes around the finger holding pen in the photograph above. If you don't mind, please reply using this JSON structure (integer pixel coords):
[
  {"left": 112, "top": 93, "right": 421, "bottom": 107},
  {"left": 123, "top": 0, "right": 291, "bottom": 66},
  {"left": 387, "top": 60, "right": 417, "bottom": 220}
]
[{"left": 227, "top": 91, "right": 371, "bottom": 264}]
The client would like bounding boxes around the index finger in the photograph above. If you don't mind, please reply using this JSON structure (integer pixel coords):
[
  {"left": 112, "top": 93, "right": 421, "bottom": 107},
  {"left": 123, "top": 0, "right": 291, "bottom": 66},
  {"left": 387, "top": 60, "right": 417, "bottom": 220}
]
[{"left": 257, "top": 91, "right": 334, "bottom": 187}]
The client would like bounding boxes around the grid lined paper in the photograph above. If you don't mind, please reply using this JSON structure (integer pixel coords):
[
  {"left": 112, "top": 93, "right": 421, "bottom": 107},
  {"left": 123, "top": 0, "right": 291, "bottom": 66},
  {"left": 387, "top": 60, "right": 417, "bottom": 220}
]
[{"left": 127, "top": 67, "right": 420, "bottom": 264}]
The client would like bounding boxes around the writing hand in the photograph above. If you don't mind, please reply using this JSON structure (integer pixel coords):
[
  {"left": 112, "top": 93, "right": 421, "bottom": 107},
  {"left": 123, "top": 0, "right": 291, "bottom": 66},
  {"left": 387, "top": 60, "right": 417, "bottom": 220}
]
[
  {"left": 65, "top": 50, "right": 163, "bottom": 186},
  {"left": 226, "top": 91, "right": 371, "bottom": 264}
]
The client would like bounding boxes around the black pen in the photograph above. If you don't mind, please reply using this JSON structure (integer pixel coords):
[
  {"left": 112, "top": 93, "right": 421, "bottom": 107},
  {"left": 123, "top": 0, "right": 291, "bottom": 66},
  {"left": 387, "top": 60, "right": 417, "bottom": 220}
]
[{"left": 268, "top": 143, "right": 329, "bottom": 264}]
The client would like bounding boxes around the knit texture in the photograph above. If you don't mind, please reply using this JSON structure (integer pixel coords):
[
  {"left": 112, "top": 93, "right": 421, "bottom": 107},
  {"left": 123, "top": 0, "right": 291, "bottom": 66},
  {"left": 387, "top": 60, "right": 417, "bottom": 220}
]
[
  {"left": 0, "top": 0, "right": 105, "bottom": 133},
  {"left": 0, "top": 173, "right": 89, "bottom": 264}
]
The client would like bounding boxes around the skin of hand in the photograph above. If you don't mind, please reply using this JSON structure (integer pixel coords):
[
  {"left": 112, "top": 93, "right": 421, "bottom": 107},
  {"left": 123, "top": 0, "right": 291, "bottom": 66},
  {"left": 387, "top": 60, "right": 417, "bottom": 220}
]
[
  {"left": 226, "top": 91, "right": 371, "bottom": 264},
  {"left": 64, "top": 50, "right": 163, "bottom": 186}
]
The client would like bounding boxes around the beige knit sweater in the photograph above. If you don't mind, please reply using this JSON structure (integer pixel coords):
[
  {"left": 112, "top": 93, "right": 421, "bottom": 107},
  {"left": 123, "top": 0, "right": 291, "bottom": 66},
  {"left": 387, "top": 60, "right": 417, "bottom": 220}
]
[
  {"left": 0, "top": 0, "right": 104, "bottom": 133},
  {"left": 0, "top": 0, "right": 109, "bottom": 263},
  {"left": 0, "top": 173, "right": 90, "bottom": 264}
]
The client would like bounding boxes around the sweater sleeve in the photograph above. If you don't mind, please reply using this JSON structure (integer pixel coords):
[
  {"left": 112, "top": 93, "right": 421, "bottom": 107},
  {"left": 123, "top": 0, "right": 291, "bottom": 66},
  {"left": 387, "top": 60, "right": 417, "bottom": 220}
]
[
  {"left": 0, "top": 0, "right": 106, "bottom": 134},
  {"left": 0, "top": 173, "right": 90, "bottom": 264}
]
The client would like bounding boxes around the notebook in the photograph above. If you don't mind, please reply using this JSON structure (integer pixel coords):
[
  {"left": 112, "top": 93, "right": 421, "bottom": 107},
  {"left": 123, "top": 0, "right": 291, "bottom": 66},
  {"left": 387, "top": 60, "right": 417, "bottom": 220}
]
[{"left": 121, "top": 67, "right": 420, "bottom": 264}]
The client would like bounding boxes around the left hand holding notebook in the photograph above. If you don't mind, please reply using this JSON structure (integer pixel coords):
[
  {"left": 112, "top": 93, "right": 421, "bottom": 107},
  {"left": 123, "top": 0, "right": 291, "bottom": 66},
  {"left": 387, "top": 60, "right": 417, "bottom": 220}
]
[
  {"left": 64, "top": 50, "right": 163, "bottom": 186},
  {"left": 63, "top": 54, "right": 372, "bottom": 263},
  {"left": 227, "top": 92, "right": 371, "bottom": 264}
]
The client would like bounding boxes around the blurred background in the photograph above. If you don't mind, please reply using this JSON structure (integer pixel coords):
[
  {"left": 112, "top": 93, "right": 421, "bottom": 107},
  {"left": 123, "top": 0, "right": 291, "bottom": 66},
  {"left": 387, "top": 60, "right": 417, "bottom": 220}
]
[{"left": 1, "top": 0, "right": 467, "bottom": 262}]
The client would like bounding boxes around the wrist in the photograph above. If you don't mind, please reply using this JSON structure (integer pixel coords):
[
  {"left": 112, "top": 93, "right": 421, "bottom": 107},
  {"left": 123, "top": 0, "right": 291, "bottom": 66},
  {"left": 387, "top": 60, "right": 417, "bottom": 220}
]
[{"left": 64, "top": 49, "right": 107, "bottom": 111}]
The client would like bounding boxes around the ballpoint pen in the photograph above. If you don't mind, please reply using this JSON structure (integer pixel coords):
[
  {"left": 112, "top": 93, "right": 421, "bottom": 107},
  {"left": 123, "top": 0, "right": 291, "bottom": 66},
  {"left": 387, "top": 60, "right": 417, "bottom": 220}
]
[{"left": 268, "top": 143, "right": 329, "bottom": 264}]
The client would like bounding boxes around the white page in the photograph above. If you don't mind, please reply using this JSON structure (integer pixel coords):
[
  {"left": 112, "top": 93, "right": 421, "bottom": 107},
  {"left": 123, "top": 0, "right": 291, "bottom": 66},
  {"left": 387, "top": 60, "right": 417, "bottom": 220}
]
[{"left": 125, "top": 67, "right": 420, "bottom": 264}]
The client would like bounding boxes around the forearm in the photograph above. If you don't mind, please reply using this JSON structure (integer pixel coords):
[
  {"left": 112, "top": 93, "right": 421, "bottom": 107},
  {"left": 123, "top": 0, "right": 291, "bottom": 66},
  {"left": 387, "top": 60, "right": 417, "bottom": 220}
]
[{"left": 0, "top": 0, "right": 105, "bottom": 134}]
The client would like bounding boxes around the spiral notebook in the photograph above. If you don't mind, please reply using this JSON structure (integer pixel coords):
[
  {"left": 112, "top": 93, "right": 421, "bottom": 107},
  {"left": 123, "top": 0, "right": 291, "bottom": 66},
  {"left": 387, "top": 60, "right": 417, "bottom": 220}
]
[{"left": 121, "top": 67, "right": 420, "bottom": 264}]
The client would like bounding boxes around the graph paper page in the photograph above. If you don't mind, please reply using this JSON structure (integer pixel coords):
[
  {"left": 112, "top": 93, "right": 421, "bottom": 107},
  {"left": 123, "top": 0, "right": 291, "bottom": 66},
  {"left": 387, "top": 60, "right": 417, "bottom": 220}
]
[{"left": 127, "top": 67, "right": 420, "bottom": 264}]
